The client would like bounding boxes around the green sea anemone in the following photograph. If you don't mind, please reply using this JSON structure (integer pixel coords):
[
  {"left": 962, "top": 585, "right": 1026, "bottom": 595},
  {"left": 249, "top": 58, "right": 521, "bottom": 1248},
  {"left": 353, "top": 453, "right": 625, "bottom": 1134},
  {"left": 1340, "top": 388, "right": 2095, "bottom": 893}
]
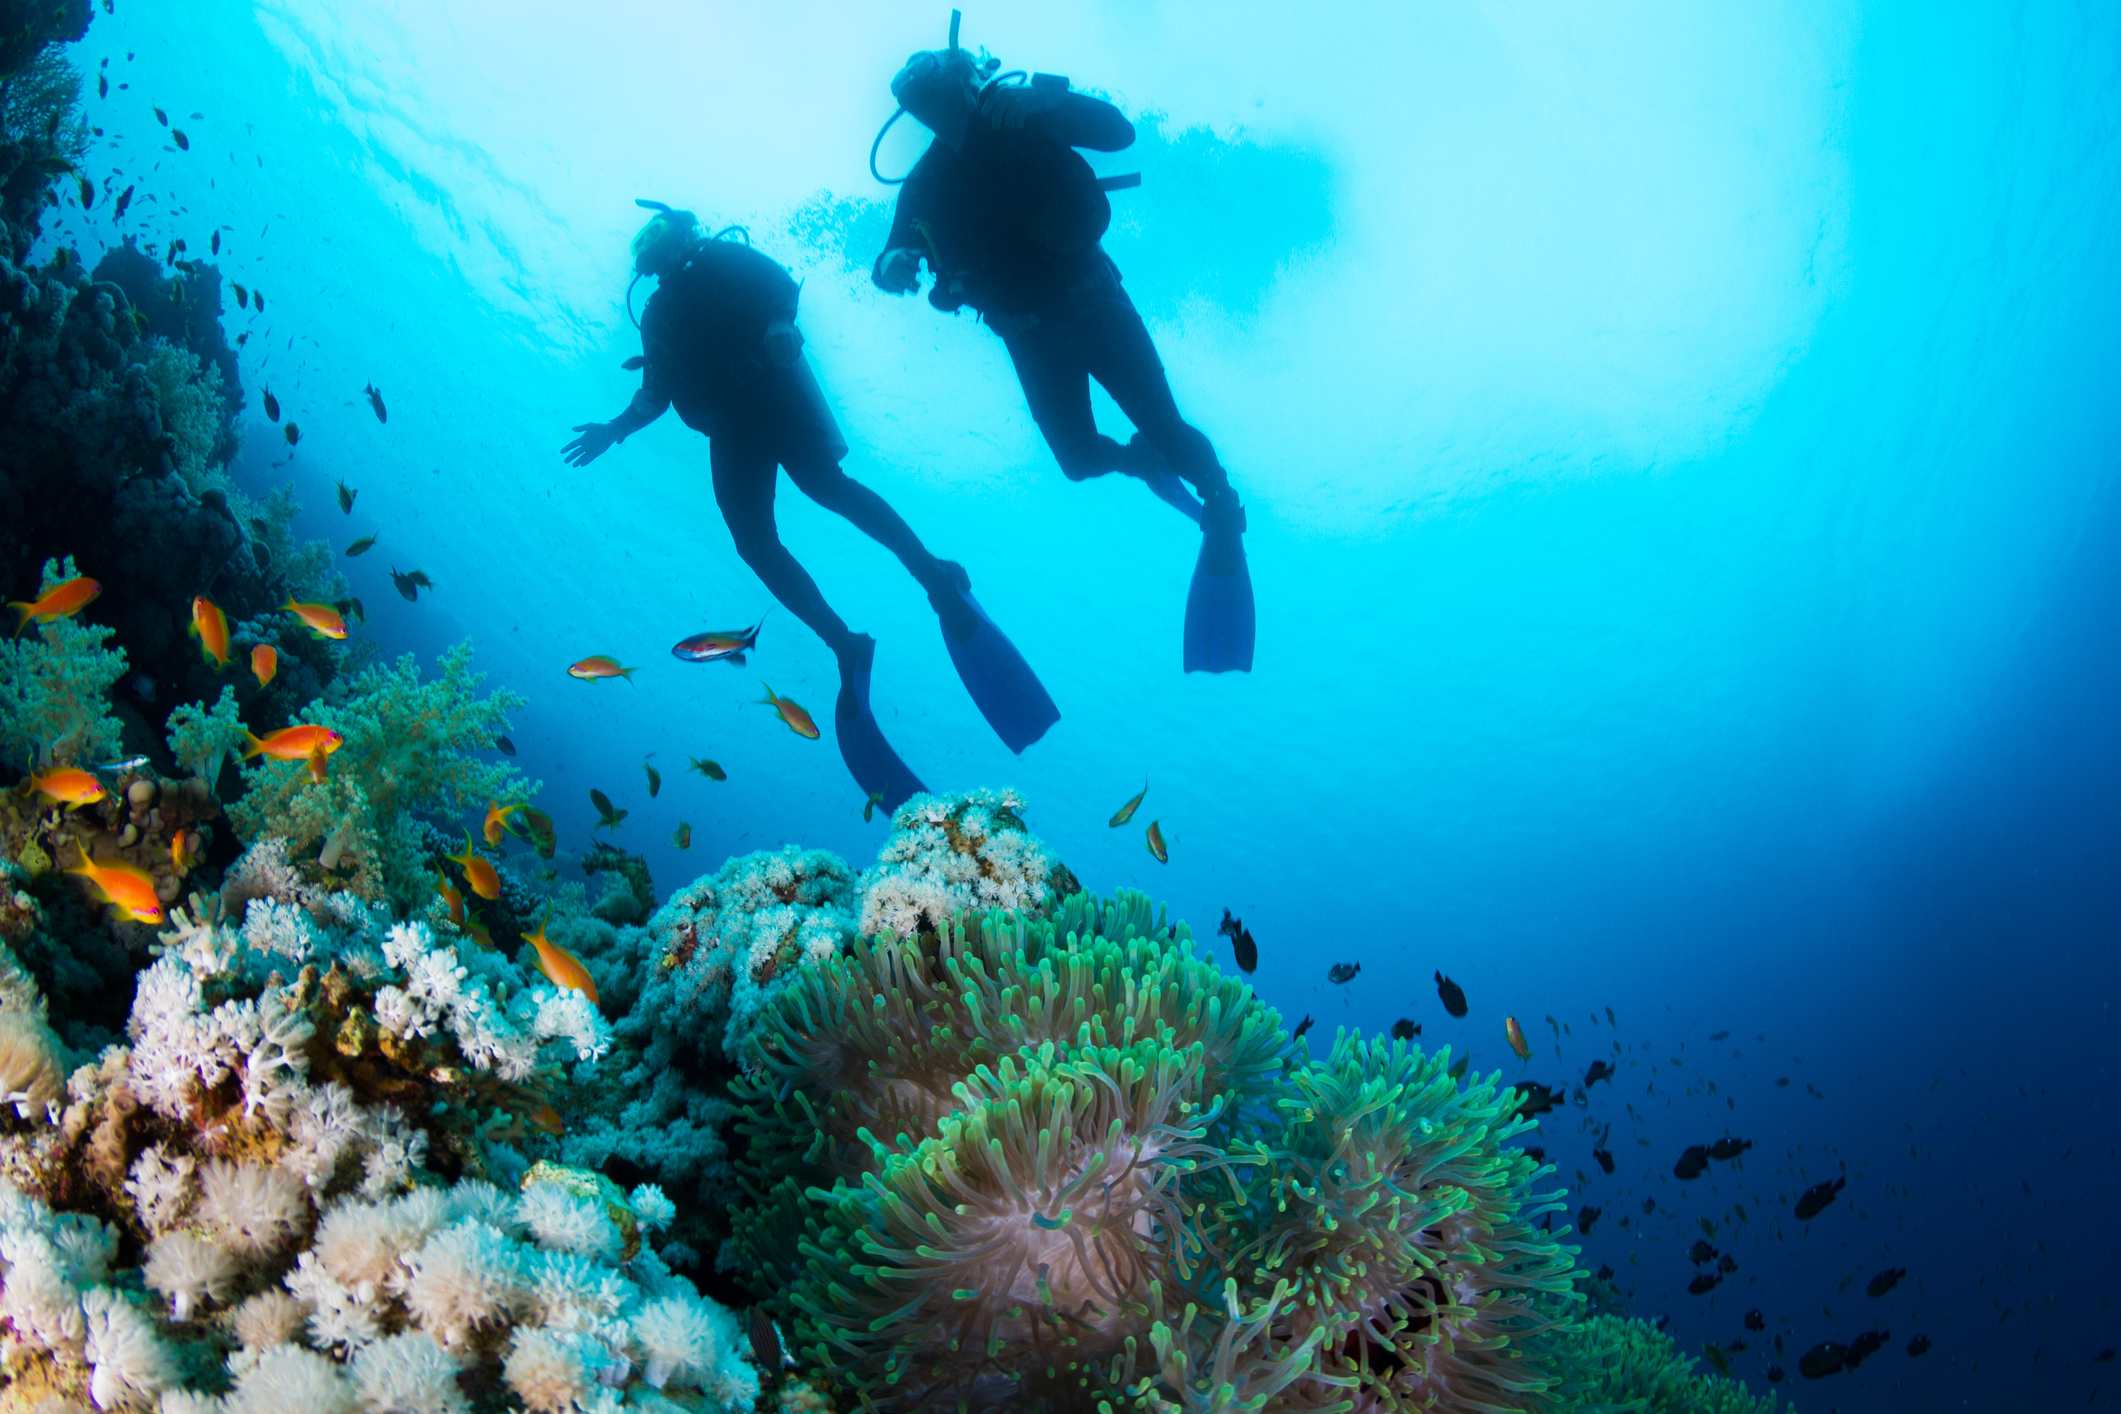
[{"left": 728, "top": 894, "right": 1581, "bottom": 1412}]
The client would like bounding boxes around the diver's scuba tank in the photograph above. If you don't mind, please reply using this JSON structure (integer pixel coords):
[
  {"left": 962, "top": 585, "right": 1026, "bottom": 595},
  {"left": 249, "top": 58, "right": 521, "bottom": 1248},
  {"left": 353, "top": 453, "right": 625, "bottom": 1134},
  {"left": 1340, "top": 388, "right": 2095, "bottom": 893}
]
[{"left": 625, "top": 199, "right": 752, "bottom": 328}]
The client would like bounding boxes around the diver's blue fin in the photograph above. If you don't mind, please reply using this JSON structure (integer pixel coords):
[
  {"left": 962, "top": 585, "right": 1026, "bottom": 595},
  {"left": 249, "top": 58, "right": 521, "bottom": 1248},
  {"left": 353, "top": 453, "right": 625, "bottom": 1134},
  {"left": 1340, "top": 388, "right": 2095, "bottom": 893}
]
[
  {"left": 834, "top": 636, "right": 925, "bottom": 812},
  {"left": 930, "top": 571, "right": 1059, "bottom": 754},
  {"left": 1184, "top": 494, "right": 1254, "bottom": 674}
]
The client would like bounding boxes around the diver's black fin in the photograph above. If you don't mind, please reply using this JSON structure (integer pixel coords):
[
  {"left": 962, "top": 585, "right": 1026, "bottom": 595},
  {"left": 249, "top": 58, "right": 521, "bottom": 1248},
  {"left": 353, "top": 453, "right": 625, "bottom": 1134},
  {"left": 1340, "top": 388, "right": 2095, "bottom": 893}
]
[
  {"left": 1183, "top": 494, "right": 1255, "bottom": 674},
  {"left": 930, "top": 572, "right": 1059, "bottom": 754},
  {"left": 835, "top": 636, "right": 925, "bottom": 812}
]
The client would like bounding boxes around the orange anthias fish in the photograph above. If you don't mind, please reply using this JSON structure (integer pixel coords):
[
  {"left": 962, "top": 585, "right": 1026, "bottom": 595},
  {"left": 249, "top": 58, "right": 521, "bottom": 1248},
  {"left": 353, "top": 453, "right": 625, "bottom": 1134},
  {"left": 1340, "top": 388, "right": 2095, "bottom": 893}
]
[
  {"left": 243, "top": 725, "right": 346, "bottom": 762},
  {"left": 67, "top": 844, "right": 164, "bottom": 924},
  {"left": 568, "top": 655, "right": 636, "bottom": 682},
  {"left": 170, "top": 828, "right": 194, "bottom": 876},
  {"left": 250, "top": 643, "right": 278, "bottom": 688},
  {"left": 28, "top": 767, "right": 107, "bottom": 809},
  {"left": 305, "top": 743, "right": 330, "bottom": 785},
  {"left": 758, "top": 684, "right": 819, "bottom": 739},
  {"left": 482, "top": 801, "right": 522, "bottom": 847},
  {"left": 1505, "top": 1015, "right": 1532, "bottom": 1062},
  {"left": 9, "top": 575, "right": 101, "bottom": 635},
  {"left": 523, "top": 913, "right": 598, "bottom": 1005},
  {"left": 283, "top": 598, "right": 348, "bottom": 640},
  {"left": 670, "top": 617, "right": 763, "bottom": 666},
  {"left": 189, "top": 595, "right": 231, "bottom": 668},
  {"left": 435, "top": 870, "right": 465, "bottom": 928},
  {"left": 1145, "top": 819, "right": 1168, "bottom": 864},
  {"left": 446, "top": 832, "right": 500, "bottom": 900}
]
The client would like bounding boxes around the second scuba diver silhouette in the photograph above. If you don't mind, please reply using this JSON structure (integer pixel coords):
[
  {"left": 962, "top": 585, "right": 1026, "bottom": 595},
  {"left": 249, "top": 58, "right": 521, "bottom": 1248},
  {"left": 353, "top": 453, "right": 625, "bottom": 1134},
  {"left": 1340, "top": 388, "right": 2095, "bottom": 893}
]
[
  {"left": 562, "top": 204, "right": 1056, "bottom": 811},
  {"left": 872, "top": 13, "right": 1255, "bottom": 673}
]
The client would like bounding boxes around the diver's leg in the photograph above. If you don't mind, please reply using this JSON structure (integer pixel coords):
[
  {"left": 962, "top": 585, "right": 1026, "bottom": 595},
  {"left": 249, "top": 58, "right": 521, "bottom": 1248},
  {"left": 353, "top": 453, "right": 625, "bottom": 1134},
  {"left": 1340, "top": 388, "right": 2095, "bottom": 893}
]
[
  {"left": 710, "top": 435, "right": 857, "bottom": 657},
  {"left": 782, "top": 455, "right": 952, "bottom": 590},
  {"left": 1003, "top": 327, "right": 1130, "bottom": 482},
  {"left": 1084, "top": 286, "right": 1232, "bottom": 502}
]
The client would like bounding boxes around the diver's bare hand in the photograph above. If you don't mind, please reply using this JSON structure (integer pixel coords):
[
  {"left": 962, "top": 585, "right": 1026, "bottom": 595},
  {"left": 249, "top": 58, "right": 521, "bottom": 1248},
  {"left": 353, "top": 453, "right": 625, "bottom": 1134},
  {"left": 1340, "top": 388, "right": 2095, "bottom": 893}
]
[
  {"left": 561, "top": 421, "right": 618, "bottom": 467},
  {"left": 875, "top": 246, "right": 923, "bottom": 294}
]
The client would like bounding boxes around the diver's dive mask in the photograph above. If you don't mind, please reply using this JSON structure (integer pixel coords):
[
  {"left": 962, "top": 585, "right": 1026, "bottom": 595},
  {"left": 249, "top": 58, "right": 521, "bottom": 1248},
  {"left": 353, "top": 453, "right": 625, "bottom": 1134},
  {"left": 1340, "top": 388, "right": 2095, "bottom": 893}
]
[{"left": 871, "top": 8, "right": 1008, "bottom": 184}]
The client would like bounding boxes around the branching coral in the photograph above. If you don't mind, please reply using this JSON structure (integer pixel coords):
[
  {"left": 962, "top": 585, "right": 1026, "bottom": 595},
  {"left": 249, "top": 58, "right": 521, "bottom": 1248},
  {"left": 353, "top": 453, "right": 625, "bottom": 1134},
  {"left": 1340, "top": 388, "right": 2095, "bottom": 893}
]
[
  {"left": 167, "top": 683, "right": 247, "bottom": 786},
  {"left": 0, "top": 559, "right": 126, "bottom": 770},
  {"left": 855, "top": 787, "right": 1076, "bottom": 939},
  {"left": 1541, "top": 1314, "right": 1787, "bottom": 1413},
  {"left": 139, "top": 338, "right": 228, "bottom": 497},
  {"left": 227, "top": 643, "right": 531, "bottom": 912}
]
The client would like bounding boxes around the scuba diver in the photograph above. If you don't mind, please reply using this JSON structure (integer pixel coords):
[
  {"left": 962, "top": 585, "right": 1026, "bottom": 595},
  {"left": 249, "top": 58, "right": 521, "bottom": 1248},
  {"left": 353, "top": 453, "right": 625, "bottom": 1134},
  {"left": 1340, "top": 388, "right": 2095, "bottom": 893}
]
[
  {"left": 869, "top": 13, "right": 1254, "bottom": 673},
  {"left": 563, "top": 202, "right": 1056, "bottom": 810}
]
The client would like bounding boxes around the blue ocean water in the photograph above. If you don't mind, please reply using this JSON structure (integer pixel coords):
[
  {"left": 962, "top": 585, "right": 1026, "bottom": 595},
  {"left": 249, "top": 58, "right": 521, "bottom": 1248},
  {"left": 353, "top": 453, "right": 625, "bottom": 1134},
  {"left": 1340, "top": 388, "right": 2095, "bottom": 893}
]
[{"left": 46, "top": 1, "right": 2119, "bottom": 1406}]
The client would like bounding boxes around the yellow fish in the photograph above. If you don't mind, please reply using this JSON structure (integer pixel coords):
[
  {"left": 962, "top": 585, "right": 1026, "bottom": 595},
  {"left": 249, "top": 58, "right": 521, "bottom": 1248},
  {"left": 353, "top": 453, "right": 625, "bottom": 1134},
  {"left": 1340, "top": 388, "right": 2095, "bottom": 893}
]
[
  {"left": 758, "top": 683, "right": 819, "bottom": 739},
  {"left": 445, "top": 833, "right": 500, "bottom": 901},
  {"left": 243, "top": 725, "right": 345, "bottom": 762},
  {"left": 482, "top": 801, "right": 522, "bottom": 847},
  {"left": 250, "top": 643, "right": 278, "bottom": 688},
  {"left": 1505, "top": 1015, "right": 1531, "bottom": 1062},
  {"left": 435, "top": 870, "right": 465, "bottom": 928},
  {"left": 67, "top": 844, "right": 165, "bottom": 924},
  {"left": 523, "top": 913, "right": 598, "bottom": 1005},
  {"left": 567, "top": 655, "right": 636, "bottom": 682},
  {"left": 28, "top": 767, "right": 106, "bottom": 809},
  {"left": 1108, "top": 782, "right": 1147, "bottom": 828},
  {"left": 9, "top": 575, "right": 101, "bottom": 636},
  {"left": 283, "top": 598, "right": 348, "bottom": 640},
  {"left": 1145, "top": 820, "right": 1168, "bottom": 864},
  {"left": 189, "top": 595, "right": 231, "bottom": 668}
]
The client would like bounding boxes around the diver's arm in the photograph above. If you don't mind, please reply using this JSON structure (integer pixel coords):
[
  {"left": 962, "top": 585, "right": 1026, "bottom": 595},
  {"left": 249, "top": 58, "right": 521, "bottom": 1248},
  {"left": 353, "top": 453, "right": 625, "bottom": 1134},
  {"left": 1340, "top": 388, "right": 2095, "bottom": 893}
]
[
  {"left": 873, "top": 176, "right": 931, "bottom": 292},
  {"left": 561, "top": 385, "right": 666, "bottom": 467},
  {"left": 986, "top": 82, "right": 1136, "bottom": 152}
]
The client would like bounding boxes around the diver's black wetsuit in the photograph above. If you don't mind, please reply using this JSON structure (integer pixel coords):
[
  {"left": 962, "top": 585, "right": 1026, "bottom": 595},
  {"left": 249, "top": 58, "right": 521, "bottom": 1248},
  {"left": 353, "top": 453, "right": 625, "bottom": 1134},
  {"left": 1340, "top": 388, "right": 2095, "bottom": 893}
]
[
  {"left": 618, "top": 239, "right": 944, "bottom": 656},
  {"left": 875, "top": 83, "right": 1230, "bottom": 501}
]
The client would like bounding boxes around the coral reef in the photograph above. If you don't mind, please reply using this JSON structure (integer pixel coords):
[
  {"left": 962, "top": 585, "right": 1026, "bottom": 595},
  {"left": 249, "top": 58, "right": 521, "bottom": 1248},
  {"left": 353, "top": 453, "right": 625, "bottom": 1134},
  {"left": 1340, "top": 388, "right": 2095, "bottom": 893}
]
[
  {"left": 0, "top": 560, "right": 126, "bottom": 770},
  {"left": 855, "top": 787, "right": 1076, "bottom": 939},
  {"left": 1545, "top": 1314, "right": 1786, "bottom": 1413},
  {"left": 726, "top": 891, "right": 1577, "bottom": 1411},
  {"left": 227, "top": 644, "right": 531, "bottom": 915}
]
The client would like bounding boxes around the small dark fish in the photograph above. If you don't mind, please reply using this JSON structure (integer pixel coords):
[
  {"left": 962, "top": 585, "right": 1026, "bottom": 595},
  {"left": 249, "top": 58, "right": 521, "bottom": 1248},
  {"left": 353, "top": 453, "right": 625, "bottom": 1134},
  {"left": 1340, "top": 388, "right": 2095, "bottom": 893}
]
[
  {"left": 671, "top": 619, "right": 762, "bottom": 665},
  {"left": 862, "top": 789, "right": 884, "bottom": 821},
  {"left": 1604, "top": 1005, "right": 1615, "bottom": 1026},
  {"left": 1745, "top": 1309, "right": 1766, "bottom": 1332},
  {"left": 337, "top": 481, "right": 357, "bottom": 513},
  {"left": 336, "top": 597, "right": 366, "bottom": 624},
  {"left": 390, "top": 568, "right": 433, "bottom": 602},
  {"left": 1576, "top": 1205, "right": 1601, "bottom": 1236},
  {"left": 688, "top": 757, "right": 726, "bottom": 782},
  {"left": 1434, "top": 970, "right": 1468, "bottom": 1018},
  {"left": 115, "top": 184, "right": 134, "bottom": 220},
  {"left": 211, "top": 229, "right": 220, "bottom": 254},
  {"left": 1144, "top": 819, "right": 1167, "bottom": 863},
  {"left": 589, "top": 789, "right": 626, "bottom": 832},
  {"left": 673, "top": 822, "right": 691, "bottom": 850},
  {"left": 97, "top": 72, "right": 107, "bottom": 98},
  {"left": 1326, "top": 961, "right": 1360, "bottom": 984},
  {"left": 1673, "top": 1145, "right": 1710, "bottom": 1181},
  {"left": 1688, "top": 1240, "right": 1718, "bottom": 1264},
  {"left": 1212, "top": 911, "right": 1257, "bottom": 975},
  {"left": 520, "top": 806, "right": 556, "bottom": 859},
  {"left": 748, "top": 1307, "right": 789, "bottom": 1372},
  {"left": 2099, "top": 1348, "right": 2118, "bottom": 1364},
  {"left": 364, "top": 382, "right": 388, "bottom": 422},
  {"left": 1906, "top": 1334, "right": 1930, "bottom": 1358},
  {"left": 153, "top": 105, "right": 167, "bottom": 125},
  {"left": 1707, "top": 1136, "right": 1752, "bottom": 1162},
  {"left": 1509, "top": 1081, "right": 1564, "bottom": 1119},
  {"left": 1108, "top": 782, "right": 1148, "bottom": 828},
  {"left": 1709, "top": 1029, "right": 1730, "bottom": 1041},
  {"left": 262, "top": 387, "right": 280, "bottom": 422},
  {"left": 1583, "top": 1059, "right": 1615, "bottom": 1088},
  {"left": 283, "top": 422, "right": 300, "bottom": 446},
  {"left": 1390, "top": 1017, "right": 1420, "bottom": 1041},
  {"left": 255, "top": 289, "right": 265, "bottom": 313},
  {"left": 1866, "top": 1267, "right": 1906, "bottom": 1299},
  {"left": 496, "top": 736, "right": 516, "bottom": 756},
  {"left": 1292, "top": 1014, "right": 1314, "bottom": 1041},
  {"left": 344, "top": 535, "right": 377, "bottom": 557},
  {"left": 1688, "top": 1272, "right": 1722, "bottom": 1296},
  {"left": 643, "top": 757, "right": 661, "bottom": 798},
  {"left": 1523, "top": 1146, "right": 1544, "bottom": 1162},
  {"left": 1765, "top": 1366, "right": 1784, "bottom": 1384},
  {"left": 233, "top": 281, "right": 248, "bottom": 308},
  {"left": 1794, "top": 1175, "right": 1846, "bottom": 1221},
  {"left": 1717, "top": 1252, "right": 1737, "bottom": 1275},
  {"left": 1702, "top": 1345, "right": 1730, "bottom": 1378},
  {"left": 172, "top": 129, "right": 189, "bottom": 151},
  {"left": 1447, "top": 1052, "right": 1470, "bottom": 1080},
  {"left": 77, "top": 175, "right": 93, "bottom": 208},
  {"left": 621, "top": 354, "right": 646, "bottom": 371},
  {"left": 1591, "top": 1147, "right": 1613, "bottom": 1174}
]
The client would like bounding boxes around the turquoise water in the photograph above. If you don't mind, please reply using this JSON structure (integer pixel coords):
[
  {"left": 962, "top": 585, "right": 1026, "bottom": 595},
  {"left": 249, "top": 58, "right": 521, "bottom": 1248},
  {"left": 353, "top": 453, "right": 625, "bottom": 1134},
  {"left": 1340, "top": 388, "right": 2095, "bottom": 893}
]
[{"left": 45, "top": 1, "right": 2121, "bottom": 1406}]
